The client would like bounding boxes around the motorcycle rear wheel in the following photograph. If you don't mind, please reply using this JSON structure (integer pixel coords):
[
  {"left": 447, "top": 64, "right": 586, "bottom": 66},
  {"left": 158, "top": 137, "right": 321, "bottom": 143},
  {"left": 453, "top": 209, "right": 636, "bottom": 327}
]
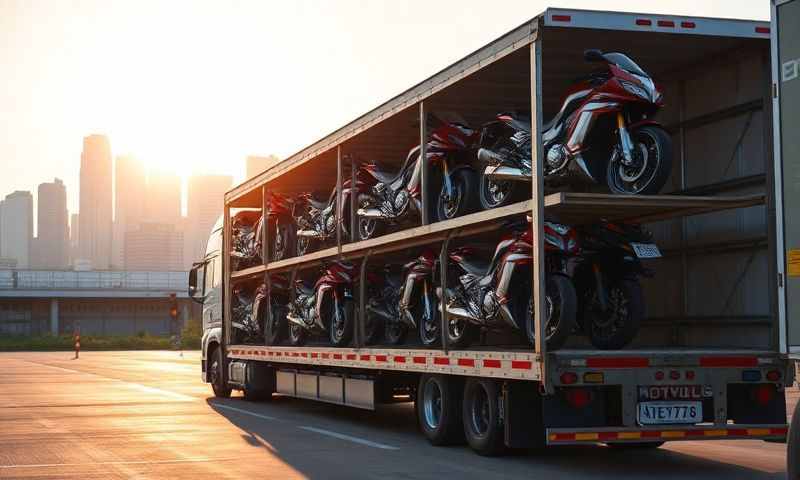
[
  {"left": 296, "top": 236, "right": 316, "bottom": 257},
  {"left": 437, "top": 168, "right": 480, "bottom": 222},
  {"left": 328, "top": 298, "right": 355, "bottom": 347},
  {"left": 271, "top": 218, "right": 295, "bottom": 262},
  {"left": 525, "top": 274, "right": 576, "bottom": 351},
  {"left": 606, "top": 125, "right": 672, "bottom": 195},
  {"left": 415, "top": 291, "right": 441, "bottom": 347},
  {"left": 583, "top": 277, "right": 643, "bottom": 350},
  {"left": 265, "top": 301, "right": 286, "bottom": 345},
  {"left": 478, "top": 175, "right": 522, "bottom": 211},
  {"left": 445, "top": 314, "right": 477, "bottom": 349},
  {"left": 288, "top": 322, "right": 307, "bottom": 346}
]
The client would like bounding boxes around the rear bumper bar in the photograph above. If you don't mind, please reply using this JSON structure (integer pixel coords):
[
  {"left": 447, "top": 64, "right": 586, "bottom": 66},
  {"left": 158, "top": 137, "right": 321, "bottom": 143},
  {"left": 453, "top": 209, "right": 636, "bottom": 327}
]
[{"left": 546, "top": 424, "right": 788, "bottom": 445}]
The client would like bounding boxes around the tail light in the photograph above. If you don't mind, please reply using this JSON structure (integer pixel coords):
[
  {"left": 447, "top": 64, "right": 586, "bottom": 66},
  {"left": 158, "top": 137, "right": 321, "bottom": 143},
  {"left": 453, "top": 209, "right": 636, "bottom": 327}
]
[
  {"left": 565, "top": 388, "right": 592, "bottom": 409},
  {"left": 560, "top": 372, "right": 578, "bottom": 385},
  {"left": 753, "top": 384, "right": 776, "bottom": 406},
  {"left": 766, "top": 370, "right": 781, "bottom": 382}
]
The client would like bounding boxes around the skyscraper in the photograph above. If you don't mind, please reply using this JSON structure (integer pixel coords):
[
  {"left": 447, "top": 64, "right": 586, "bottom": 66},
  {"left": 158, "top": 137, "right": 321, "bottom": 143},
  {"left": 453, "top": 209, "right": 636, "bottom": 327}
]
[
  {"left": 145, "top": 170, "right": 181, "bottom": 224},
  {"left": 246, "top": 155, "right": 279, "bottom": 180},
  {"left": 78, "top": 134, "right": 113, "bottom": 270},
  {"left": 34, "top": 178, "right": 69, "bottom": 269},
  {"left": 0, "top": 191, "right": 33, "bottom": 268},
  {"left": 124, "top": 222, "right": 183, "bottom": 271},
  {"left": 69, "top": 213, "right": 79, "bottom": 266},
  {"left": 112, "top": 155, "right": 146, "bottom": 268},
  {"left": 186, "top": 174, "right": 232, "bottom": 266}
]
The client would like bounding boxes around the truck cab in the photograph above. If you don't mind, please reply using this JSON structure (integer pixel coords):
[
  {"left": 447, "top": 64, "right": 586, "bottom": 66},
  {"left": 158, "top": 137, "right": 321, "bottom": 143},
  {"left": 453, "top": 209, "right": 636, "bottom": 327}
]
[{"left": 189, "top": 216, "right": 224, "bottom": 383}]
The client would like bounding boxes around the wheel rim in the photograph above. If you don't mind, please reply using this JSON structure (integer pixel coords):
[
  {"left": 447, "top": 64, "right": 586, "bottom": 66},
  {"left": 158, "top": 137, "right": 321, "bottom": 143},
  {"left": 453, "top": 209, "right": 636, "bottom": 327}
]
[
  {"left": 611, "top": 130, "right": 661, "bottom": 194},
  {"left": 290, "top": 324, "right": 303, "bottom": 343},
  {"left": 544, "top": 280, "right": 562, "bottom": 341},
  {"left": 331, "top": 301, "right": 346, "bottom": 342},
  {"left": 423, "top": 380, "right": 443, "bottom": 429},
  {"left": 448, "top": 317, "right": 466, "bottom": 341},
  {"left": 439, "top": 184, "right": 463, "bottom": 219},
  {"left": 273, "top": 227, "right": 285, "bottom": 260},
  {"left": 590, "top": 285, "right": 629, "bottom": 340},
  {"left": 469, "top": 385, "right": 491, "bottom": 437},
  {"left": 297, "top": 237, "right": 309, "bottom": 255},
  {"left": 483, "top": 178, "right": 512, "bottom": 207},
  {"left": 420, "top": 293, "right": 439, "bottom": 343},
  {"left": 359, "top": 217, "right": 377, "bottom": 240}
]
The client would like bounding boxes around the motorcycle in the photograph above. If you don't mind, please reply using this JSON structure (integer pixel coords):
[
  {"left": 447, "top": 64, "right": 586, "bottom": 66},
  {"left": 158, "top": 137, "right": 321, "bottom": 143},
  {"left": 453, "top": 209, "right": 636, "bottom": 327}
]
[
  {"left": 355, "top": 115, "right": 480, "bottom": 240},
  {"left": 398, "top": 249, "right": 441, "bottom": 347},
  {"left": 230, "top": 210, "right": 263, "bottom": 271},
  {"left": 476, "top": 49, "right": 672, "bottom": 210},
  {"left": 286, "top": 260, "right": 358, "bottom": 347},
  {"left": 266, "top": 192, "right": 295, "bottom": 262},
  {"left": 440, "top": 219, "right": 578, "bottom": 350},
  {"left": 293, "top": 171, "right": 374, "bottom": 255},
  {"left": 364, "top": 265, "right": 406, "bottom": 345},
  {"left": 231, "top": 280, "right": 267, "bottom": 344},
  {"left": 264, "top": 274, "right": 290, "bottom": 345},
  {"left": 573, "top": 220, "right": 658, "bottom": 350}
]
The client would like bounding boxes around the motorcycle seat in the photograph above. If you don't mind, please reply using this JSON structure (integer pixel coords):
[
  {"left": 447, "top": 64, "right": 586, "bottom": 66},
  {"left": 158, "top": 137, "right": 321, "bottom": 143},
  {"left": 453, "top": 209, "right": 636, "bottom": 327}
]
[
  {"left": 365, "top": 145, "right": 419, "bottom": 185},
  {"left": 458, "top": 258, "right": 490, "bottom": 276},
  {"left": 370, "top": 169, "right": 398, "bottom": 184},
  {"left": 542, "top": 89, "right": 591, "bottom": 133}
]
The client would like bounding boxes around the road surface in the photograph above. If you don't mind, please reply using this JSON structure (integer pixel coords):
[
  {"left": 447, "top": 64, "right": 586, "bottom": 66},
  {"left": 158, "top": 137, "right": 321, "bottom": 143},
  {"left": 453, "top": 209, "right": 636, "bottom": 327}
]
[{"left": 0, "top": 351, "right": 793, "bottom": 479}]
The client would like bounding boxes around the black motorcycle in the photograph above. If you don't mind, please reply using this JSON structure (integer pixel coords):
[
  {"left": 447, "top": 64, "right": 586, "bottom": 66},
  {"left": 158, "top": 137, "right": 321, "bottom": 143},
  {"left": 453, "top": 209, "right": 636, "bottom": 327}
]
[
  {"left": 573, "top": 220, "right": 658, "bottom": 350},
  {"left": 398, "top": 249, "right": 441, "bottom": 347},
  {"left": 364, "top": 265, "right": 406, "bottom": 345}
]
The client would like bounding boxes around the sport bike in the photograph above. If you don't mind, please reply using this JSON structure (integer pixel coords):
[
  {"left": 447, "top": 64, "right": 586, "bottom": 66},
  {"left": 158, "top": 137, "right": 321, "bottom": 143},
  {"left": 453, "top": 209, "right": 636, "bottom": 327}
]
[
  {"left": 440, "top": 219, "right": 578, "bottom": 349},
  {"left": 266, "top": 192, "right": 295, "bottom": 262},
  {"left": 476, "top": 49, "right": 672, "bottom": 210},
  {"left": 286, "top": 260, "right": 358, "bottom": 347},
  {"left": 231, "top": 280, "right": 267, "bottom": 344},
  {"left": 398, "top": 249, "right": 441, "bottom": 346},
  {"left": 363, "top": 265, "right": 404, "bottom": 345},
  {"left": 355, "top": 115, "right": 480, "bottom": 240},
  {"left": 573, "top": 220, "right": 659, "bottom": 349},
  {"left": 230, "top": 210, "right": 263, "bottom": 271}
]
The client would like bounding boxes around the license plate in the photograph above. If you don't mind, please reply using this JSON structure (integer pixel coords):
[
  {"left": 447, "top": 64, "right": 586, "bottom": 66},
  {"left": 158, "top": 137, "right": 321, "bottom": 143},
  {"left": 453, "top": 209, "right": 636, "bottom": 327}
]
[
  {"left": 630, "top": 242, "right": 662, "bottom": 259},
  {"left": 638, "top": 401, "right": 702, "bottom": 425}
]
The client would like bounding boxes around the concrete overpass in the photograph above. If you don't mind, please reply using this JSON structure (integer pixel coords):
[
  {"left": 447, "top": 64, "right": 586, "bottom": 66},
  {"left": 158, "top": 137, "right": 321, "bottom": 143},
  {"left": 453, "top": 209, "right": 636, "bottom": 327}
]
[{"left": 0, "top": 270, "right": 195, "bottom": 336}]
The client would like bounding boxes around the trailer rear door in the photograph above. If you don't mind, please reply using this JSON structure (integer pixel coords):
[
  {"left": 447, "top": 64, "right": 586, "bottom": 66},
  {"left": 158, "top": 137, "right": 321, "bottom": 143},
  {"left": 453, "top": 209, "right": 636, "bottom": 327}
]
[{"left": 773, "top": 0, "right": 800, "bottom": 355}]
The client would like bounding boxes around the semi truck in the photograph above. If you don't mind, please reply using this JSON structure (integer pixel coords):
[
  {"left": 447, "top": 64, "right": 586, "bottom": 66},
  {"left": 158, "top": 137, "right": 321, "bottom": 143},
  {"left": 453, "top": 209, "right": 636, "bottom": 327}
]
[{"left": 190, "top": 7, "right": 794, "bottom": 456}]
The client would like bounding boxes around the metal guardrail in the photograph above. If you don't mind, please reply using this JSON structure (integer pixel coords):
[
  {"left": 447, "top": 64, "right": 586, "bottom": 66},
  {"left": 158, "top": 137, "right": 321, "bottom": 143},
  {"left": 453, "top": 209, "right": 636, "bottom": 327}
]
[{"left": 0, "top": 270, "right": 188, "bottom": 291}]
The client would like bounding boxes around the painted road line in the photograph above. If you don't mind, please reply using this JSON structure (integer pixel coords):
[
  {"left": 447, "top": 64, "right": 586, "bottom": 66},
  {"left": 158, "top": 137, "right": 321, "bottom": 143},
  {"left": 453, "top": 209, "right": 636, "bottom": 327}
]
[
  {"left": 213, "top": 403, "right": 279, "bottom": 421},
  {"left": 298, "top": 426, "right": 400, "bottom": 450}
]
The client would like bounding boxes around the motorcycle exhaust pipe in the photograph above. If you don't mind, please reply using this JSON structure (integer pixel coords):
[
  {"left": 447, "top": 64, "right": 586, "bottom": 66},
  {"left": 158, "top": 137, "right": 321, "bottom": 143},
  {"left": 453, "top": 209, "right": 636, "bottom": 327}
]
[
  {"left": 483, "top": 164, "right": 532, "bottom": 182},
  {"left": 356, "top": 207, "right": 387, "bottom": 219},
  {"left": 296, "top": 229, "right": 322, "bottom": 238},
  {"left": 445, "top": 305, "right": 479, "bottom": 322},
  {"left": 286, "top": 312, "right": 307, "bottom": 328},
  {"left": 365, "top": 303, "right": 395, "bottom": 321}
]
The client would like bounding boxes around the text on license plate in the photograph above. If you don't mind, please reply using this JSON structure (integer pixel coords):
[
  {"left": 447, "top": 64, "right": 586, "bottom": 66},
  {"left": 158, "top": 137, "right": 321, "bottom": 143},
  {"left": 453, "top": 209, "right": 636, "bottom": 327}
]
[
  {"left": 637, "top": 401, "right": 702, "bottom": 425},
  {"left": 630, "top": 242, "right": 662, "bottom": 259}
]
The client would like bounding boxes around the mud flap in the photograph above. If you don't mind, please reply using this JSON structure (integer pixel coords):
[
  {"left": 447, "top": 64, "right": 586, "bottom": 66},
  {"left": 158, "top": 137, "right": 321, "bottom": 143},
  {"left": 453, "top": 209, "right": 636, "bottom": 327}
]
[{"left": 503, "top": 380, "right": 545, "bottom": 449}]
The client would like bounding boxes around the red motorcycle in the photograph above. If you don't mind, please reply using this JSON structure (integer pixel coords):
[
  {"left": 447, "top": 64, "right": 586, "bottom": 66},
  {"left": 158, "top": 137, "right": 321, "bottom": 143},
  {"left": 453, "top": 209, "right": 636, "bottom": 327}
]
[
  {"left": 477, "top": 49, "right": 672, "bottom": 209},
  {"left": 265, "top": 192, "right": 295, "bottom": 262},
  {"left": 355, "top": 115, "right": 480, "bottom": 240},
  {"left": 395, "top": 249, "right": 441, "bottom": 346},
  {"left": 440, "top": 218, "right": 578, "bottom": 350}
]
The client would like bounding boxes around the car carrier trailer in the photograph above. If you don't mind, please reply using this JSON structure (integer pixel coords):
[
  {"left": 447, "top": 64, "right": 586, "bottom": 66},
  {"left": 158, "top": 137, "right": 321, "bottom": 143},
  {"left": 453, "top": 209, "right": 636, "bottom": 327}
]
[{"left": 191, "top": 7, "right": 794, "bottom": 455}]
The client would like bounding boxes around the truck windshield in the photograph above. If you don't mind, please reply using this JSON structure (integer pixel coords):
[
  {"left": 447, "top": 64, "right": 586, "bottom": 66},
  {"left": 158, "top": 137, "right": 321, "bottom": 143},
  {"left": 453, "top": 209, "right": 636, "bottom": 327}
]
[{"left": 603, "top": 52, "right": 648, "bottom": 77}]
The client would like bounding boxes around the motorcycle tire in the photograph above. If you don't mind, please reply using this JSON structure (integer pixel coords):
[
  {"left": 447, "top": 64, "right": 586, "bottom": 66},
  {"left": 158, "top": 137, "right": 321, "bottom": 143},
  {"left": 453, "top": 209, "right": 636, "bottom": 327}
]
[
  {"left": 271, "top": 218, "right": 295, "bottom": 262},
  {"left": 478, "top": 174, "right": 522, "bottom": 211},
  {"left": 415, "top": 293, "right": 441, "bottom": 347},
  {"left": 525, "top": 274, "right": 576, "bottom": 351},
  {"left": 328, "top": 297, "right": 355, "bottom": 347},
  {"left": 606, "top": 125, "right": 672, "bottom": 195},
  {"left": 364, "top": 306, "right": 383, "bottom": 345},
  {"left": 436, "top": 168, "right": 480, "bottom": 222},
  {"left": 265, "top": 301, "right": 286, "bottom": 345},
  {"left": 288, "top": 322, "right": 307, "bottom": 347},
  {"left": 384, "top": 318, "right": 408, "bottom": 346},
  {"left": 445, "top": 314, "right": 477, "bottom": 350},
  {"left": 296, "top": 236, "right": 316, "bottom": 257},
  {"left": 583, "top": 277, "right": 643, "bottom": 350}
]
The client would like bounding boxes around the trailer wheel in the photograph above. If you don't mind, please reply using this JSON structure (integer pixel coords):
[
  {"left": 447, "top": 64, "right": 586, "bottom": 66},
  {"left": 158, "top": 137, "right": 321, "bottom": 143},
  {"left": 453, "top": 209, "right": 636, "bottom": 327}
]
[
  {"left": 209, "top": 346, "right": 232, "bottom": 398},
  {"left": 417, "top": 374, "right": 464, "bottom": 445},
  {"left": 789, "top": 399, "right": 800, "bottom": 479},
  {"left": 462, "top": 378, "right": 505, "bottom": 456}
]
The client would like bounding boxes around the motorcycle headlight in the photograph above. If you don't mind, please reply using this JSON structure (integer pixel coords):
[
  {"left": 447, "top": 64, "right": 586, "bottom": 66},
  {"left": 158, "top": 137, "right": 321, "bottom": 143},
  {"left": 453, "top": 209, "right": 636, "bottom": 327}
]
[{"left": 619, "top": 80, "right": 650, "bottom": 101}]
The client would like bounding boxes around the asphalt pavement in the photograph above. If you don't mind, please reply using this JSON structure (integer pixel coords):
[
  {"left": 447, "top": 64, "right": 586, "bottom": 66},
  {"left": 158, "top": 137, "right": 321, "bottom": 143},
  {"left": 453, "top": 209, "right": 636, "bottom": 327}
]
[{"left": 0, "top": 351, "right": 794, "bottom": 479}]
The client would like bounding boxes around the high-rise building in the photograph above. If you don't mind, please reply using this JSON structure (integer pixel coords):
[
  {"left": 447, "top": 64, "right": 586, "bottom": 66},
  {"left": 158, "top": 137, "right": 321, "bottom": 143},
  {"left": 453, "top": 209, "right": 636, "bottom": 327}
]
[
  {"left": 246, "top": 155, "right": 279, "bottom": 180},
  {"left": 186, "top": 174, "right": 232, "bottom": 266},
  {"left": 0, "top": 191, "right": 33, "bottom": 268},
  {"left": 69, "top": 213, "right": 79, "bottom": 266},
  {"left": 33, "top": 178, "right": 69, "bottom": 269},
  {"left": 112, "top": 155, "right": 146, "bottom": 268},
  {"left": 78, "top": 134, "right": 113, "bottom": 270},
  {"left": 145, "top": 171, "right": 181, "bottom": 224},
  {"left": 124, "top": 222, "right": 183, "bottom": 271}
]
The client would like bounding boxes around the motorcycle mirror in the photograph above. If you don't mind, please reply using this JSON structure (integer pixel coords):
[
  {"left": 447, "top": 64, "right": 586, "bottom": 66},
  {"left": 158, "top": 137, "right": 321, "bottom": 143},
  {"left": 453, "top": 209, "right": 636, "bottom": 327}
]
[{"left": 584, "top": 49, "right": 604, "bottom": 63}]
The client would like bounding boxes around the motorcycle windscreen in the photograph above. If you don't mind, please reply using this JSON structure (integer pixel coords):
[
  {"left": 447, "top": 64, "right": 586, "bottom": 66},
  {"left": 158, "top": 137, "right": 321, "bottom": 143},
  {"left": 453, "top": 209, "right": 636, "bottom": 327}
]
[{"left": 776, "top": 0, "right": 800, "bottom": 355}]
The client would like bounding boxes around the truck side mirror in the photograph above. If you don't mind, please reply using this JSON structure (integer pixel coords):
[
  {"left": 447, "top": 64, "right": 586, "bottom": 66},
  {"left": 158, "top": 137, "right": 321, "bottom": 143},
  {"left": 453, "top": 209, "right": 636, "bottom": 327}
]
[{"left": 188, "top": 262, "right": 206, "bottom": 304}]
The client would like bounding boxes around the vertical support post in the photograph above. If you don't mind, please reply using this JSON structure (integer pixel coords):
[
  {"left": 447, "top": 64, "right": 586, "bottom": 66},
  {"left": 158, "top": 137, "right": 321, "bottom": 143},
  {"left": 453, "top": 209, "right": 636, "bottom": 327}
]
[
  {"left": 439, "top": 231, "right": 457, "bottom": 353},
  {"left": 261, "top": 185, "right": 271, "bottom": 346},
  {"left": 49, "top": 298, "right": 59, "bottom": 336},
  {"left": 762, "top": 48, "right": 779, "bottom": 350},
  {"left": 350, "top": 155, "right": 358, "bottom": 243},
  {"left": 358, "top": 251, "right": 372, "bottom": 349},
  {"left": 678, "top": 80, "right": 688, "bottom": 347},
  {"left": 419, "top": 101, "right": 430, "bottom": 225},
  {"left": 530, "top": 38, "right": 549, "bottom": 392},
  {"left": 336, "top": 145, "right": 343, "bottom": 254},
  {"left": 223, "top": 204, "right": 232, "bottom": 351}
]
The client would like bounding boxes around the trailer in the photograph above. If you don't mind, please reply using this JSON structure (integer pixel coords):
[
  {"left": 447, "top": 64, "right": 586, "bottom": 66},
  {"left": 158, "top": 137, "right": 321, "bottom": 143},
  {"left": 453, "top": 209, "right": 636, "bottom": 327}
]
[{"left": 191, "top": 7, "right": 793, "bottom": 455}]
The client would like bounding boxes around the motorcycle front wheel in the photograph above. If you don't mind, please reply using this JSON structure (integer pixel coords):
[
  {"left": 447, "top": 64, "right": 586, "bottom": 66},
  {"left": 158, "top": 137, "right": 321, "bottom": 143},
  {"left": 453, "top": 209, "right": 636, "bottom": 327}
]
[
  {"left": 363, "top": 304, "right": 383, "bottom": 345},
  {"left": 436, "top": 168, "right": 479, "bottom": 222},
  {"left": 271, "top": 218, "right": 295, "bottom": 262},
  {"left": 357, "top": 196, "right": 385, "bottom": 241},
  {"left": 296, "top": 236, "right": 316, "bottom": 257},
  {"left": 414, "top": 289, "right": 441, "bottom": 347},
  {"left": 445, "top": 313, "right": 476, "bottom": 350},
  {"left": 583, "top": 277, "right": 643, "bottom": 350},
  {"left": 478, "top": 175, "right": 521, "bottom": 211},
  {"left": 606, "top": 125, "right": 672, "bottom": 195},
  {"left": 265, "top": 301, "right": 286, "bottom": 345},
  {"left": 525, "top": 275, "right": 576, "bottom": 351},
  {"left": 288, "top": 322, "right": 307, "bottom": 346},
  {"left": 328, "top": 297, "right": 355, "bottom": 347}
]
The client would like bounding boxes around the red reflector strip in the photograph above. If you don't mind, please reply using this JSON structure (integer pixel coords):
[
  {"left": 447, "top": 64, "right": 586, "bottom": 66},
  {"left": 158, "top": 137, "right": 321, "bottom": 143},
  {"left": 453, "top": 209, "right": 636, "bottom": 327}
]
[
  {"left": 301, "top": 352, "right": 308, "bottom": 358},
  {"left": 321, "top": 353, "right": 329, "bottom": 359},
  {"left": 755, "top": 26, "right": 770, "bottom": 34},
  {"left": 636, "top": 19, "right": 652, "bottom": 26},
  {"left": 483, "top": 359, "right": 502, "bottom": 368},
  {"left": 393, "top": 356, "right": 406, "bottom": 363},
  {"left": 548, "top": 427, "right": 787, "bottom": 443},
  {"left": 333, "top": 353, "right": 342, "bottom": 360},
  {"left": 681, "top": 21, "right": 696, "bottom": 28},
  {"left": 699, "top": 356, "right": 758, "bottom": 367},
  {"left": 346, "top": 354, "right": 356, "bottom": 360},
  {"left": 360, "top": 354, "right": 371, "bottom": 361},
  {"left": 434, "top": 357, "right": 450, "bottom": 366},
  {"left": 657, "top": 20, "right": 675, "bottom": 27},
  {"left": 586, "top": 357, "right": 649, "bottom": 368},
  {"left": 413, "top": 356, "right": 427, "bottom": 365},
  {"left": 375, "top": 355, "right": 387, "bottom": 362},
  {"left": 512, "top": 360, "right": 532, "bottom": 370},
  {"left": 311, "top": 352, "right": 318, "bottom": 358},
  {"left": 771, "top": 427, "right": 789, "bottom": 435},
  {"left": 458, "top": 358, "right": 475, "bottom": 367},
  {"left": 291, "top": 352, "right": 300, "bottom": 357},
  {"left": 551, "top": 14, "right": 571, "bottom": 22},
  {"left": 276, "top": 352, "right": 282, "bottom": 356}
]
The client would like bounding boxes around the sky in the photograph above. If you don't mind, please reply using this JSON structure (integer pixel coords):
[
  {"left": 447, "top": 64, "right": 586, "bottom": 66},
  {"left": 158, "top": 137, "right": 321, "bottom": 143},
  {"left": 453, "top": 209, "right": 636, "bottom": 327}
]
[{"left": 0, "top": 0, "right": 769, "bottom": 220}]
